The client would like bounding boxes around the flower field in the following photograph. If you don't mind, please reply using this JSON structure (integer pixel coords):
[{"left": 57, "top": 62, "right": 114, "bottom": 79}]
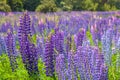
[{"left": 0, "top": 11, "right": 120, "bottom": 80}]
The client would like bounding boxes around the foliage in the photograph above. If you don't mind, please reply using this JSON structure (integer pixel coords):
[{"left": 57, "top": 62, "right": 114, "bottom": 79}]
[
  {"left": 7, "top": 0, "right": 23, "bottom": 11},
  {"left": 60, "top": 1, "right": 73, "bottom": 11},
  {"left": 35, "top": 0, "right": 58, "bottom": 12},
  {"left": 61, "top": 0, "right": 98, "bottom": 11},
  {"left": 23, "top": 0, "right": 40, "bottom": 11},
  {"left": 1, "top": 0, "right": 120, "bottom": 12},
  {"left": 0, "top": 0, "right": 7, "bottom": 3},
  {"left": 108, "top": 53, "right": 120, "bottom": 80},
  {"left": 81, "top": 0, "right": 98, "bottom": 11},
  {"left": 0, "top": 54, "right": 29, "bottom": 80},
  {"left": 95, "top": 0, "right": 117, "bottom": 11},
  {"left": 0, "top": 54, "right": 55, "bottom": 80},
  {"left": 0, "top": 1, "right": 11, "bottom": 12},
  {"left": 115, "top": 0, "right": 120, "bottom": 9}
]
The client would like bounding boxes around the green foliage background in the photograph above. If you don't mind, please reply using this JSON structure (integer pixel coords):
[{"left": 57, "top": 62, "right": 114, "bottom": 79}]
[{"left": 0, "top": 0, "right": 120, "bottom": 12}]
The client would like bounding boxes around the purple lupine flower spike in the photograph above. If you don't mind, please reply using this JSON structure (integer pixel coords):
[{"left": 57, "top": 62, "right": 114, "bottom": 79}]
[
  {"left": 0, "top": 34, "right": 7, "bottom": 55},
  {"left": 75, "top": 46, "right": 86, "bottom": 80},
  {"left": 57, "top": 30, "right": 65, "bottom": 54},
  {"left": 116, "top": 37, "right": 120, "bottom": 70},
  {"left": 44, "top": 34, "right": 55, "bottom": 77},
  {"left": 75, "top": 28, "right": 85, "bottom": 48},
  {"left": 53, "top": 30, "right": 65, "bottom": 56},
  {"left": 26, "top": 42, "right": 39, "bottom": 75},
  {"left": 18, "top": 12, "right": 39, "bottom": 75},
  {"left": 38, "top": 19, "right": 45, "bottom": 35},
  {"left": 56, "top": 54, "right": 66, "bottom": 80},
  {"left": 100, "top": 64, "right": 108, "bottom": 80},
  {"left": 6, "top": 29, "right": 18, "bottom": 72},
  {"left": 66, "top": 34, "right": 72, "bottom": 54},
  {"left": 116, "top": 37, "right": 120, "bottom": 50},
  {"left": 36, "top": 35, "right": 45, "bottom": 60},
  {"left": 101, "top": 29, "right": 112, "bottom": 66},
  {"left": 67, "top": 51, "right": 77, "bottom": 80},
  {"left": 18, "top": 12, "right": 32, "bottom": 41},
  {"left": 76, "top": 46, "right": 107, "bottom": 80},
  {"left": 93, "top": 51, "right": 103, "bottom": 80},
  {"left": 90, "top": 24, "right": 98, "bottom": 45},
  {"left": 82, "top": 39, "right": 90, "bottom": 46},
  {"left": 31, "top": 22, "right": 36, "bottom": 35}
]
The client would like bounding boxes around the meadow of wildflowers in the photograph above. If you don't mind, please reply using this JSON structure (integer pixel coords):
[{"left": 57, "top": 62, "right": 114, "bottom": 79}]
[{"left": 0, "top": 11, "right": 120, "bottom": 80}]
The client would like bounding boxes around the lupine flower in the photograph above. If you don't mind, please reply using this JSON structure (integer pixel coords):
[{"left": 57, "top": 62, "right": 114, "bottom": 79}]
[
  {"left": 58, "top": 18, "right": 69, "bottom": 36},
  {"left": 31, "top": 22, "right": 36, "bottom": 35},
  {"left": 18, "top": 12, "right": 39, "bottom": 75},
  {"left": 65, "top": 34, "right": 72, "bottom": 54},
  {"left": 46, "top": 19, "right": 55, "bottom": 30},
  {"left": 74, "top": 47, "right": 86, "bottom": 80},
  {"left": 81, "top": 46, "right": 93, "bottom": 80},
  {"left": 44, "top": 35, "right": 55, "bottom": 77},
  {"left": 93, "top": 49, "right": 104, "bottom": 80},
  {"left": 75, "top": 46, "right": 107, "bottom": 80},
  {"left": 99, "top": 64, "right": 108, "bottom": 80},
  {"left": 116, "top": 37, "right": 120, "bottom": 70},
  {"left": 101, "top": 29, "right": 112, "bottom": 66},
  {"left": 0, "top": 23, "right": 9, "bottom": 33},
  {"left": 116, "top": 37, "right": 120, "bottom": 50},
  {"left": 5, "top": 30, "right": 18, "bottom": 71},
  {"left": 4, "top": 22, "right": 13, "bottom": 33},
  {"left": 38, "top": 19, "right": 45, "bottom": 35},
  {"left": 96, "top": 18, "right": 109, "bottom": 37},
  {"left": 25, "top": 42, "right": 39, "bottom": 75},
  {"left": 74, "top": 28, "right": 85, "bottom": 48},
  {"left": 0, "top": 34, "right": 7, "bottom": 55},
  {"left": 53, "top": 30, "right": 65, "bottom": 55},
  {"left": 36, "top": 36, "right": 45, "bottom": 59},
  {"left": 44, "top": 19, "right": 55, "bottom": 35},
  {"left": 90, "top": 24, "right": 98, "bottom": 45},
  {"left": 18, "top": 12, "right": 32, "bottom": 40},
  {"left": 82, "top": 39, "right": 90, "bottom": 46},
  {"left": 67, "top": 51, "right": 77, "bottom": 80},
  {"left": 13, "top": 21, "right": 18, "bottom": 32},
  {"left": 56, "top": 54, "right": 66, "bottom": 80}
]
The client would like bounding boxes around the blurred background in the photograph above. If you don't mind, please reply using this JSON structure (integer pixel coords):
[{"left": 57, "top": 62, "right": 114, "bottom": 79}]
[{"left": 0, "top": 0, "right": 120, "bottom": 12}]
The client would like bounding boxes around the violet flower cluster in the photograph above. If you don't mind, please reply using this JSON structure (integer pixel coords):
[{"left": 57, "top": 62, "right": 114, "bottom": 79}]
[
  {"left": 65, "top": 34, "right": 72, "bottom": 54},
  {"left": 74, "top": 28, "right": 85, "bottom": 48},
  {"left": 55, "top": 45, "right": 108, "bottom": 80},
  {"left": 101, "top": 29, "right": 112, "bottom": 66},
  {"left": 67, "top": 51, "right": 77, "bottom": 80},
  {"left": 0, "top": 34, "right": 7, "bottom": 55},
  {"left": 74, "top": 46, "right": 108, "bottom": 80},
  {"left": 53, "top": 29, "right": 65, "bottom": 56},
  {"left": 116, "top": 37, "right": 120, "bottom": 70},
  {"left": 44, "top": 35, "right": 55, "bottom": 77},
  {"left": 36, "top": 36, "right": 45, "bottom": 59},
  {"left": 6, "top": 30, "right": 18, "bottom": 72},
  {"left": 55, "top": 54, "right": 66, "bottom": 80},
  {"left": 18, "top": 12, "right": 39, "bottom": 75}
]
